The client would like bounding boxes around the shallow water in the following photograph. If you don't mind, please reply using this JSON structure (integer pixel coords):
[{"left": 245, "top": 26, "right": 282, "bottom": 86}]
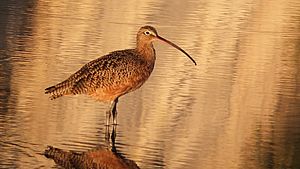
[{"left": 1, "top": 0, "right": 300, "bottom": 168}]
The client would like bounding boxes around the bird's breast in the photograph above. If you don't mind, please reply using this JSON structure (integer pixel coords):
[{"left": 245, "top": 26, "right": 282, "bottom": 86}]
[{"left": 89, "top": 58, "right": 154, "bottom": 102}]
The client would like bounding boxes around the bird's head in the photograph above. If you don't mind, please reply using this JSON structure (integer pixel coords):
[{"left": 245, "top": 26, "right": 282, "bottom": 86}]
[
  {"left": 137, "top": 26, "right": 159, "bottom": 44},
  {"left": 137, "top": 25, "right": 197, "bottom": 65}
]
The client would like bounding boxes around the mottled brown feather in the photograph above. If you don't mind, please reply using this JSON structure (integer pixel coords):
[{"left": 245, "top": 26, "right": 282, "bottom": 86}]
[{"left": 45, "top": 49, "right": 155, "bottom": 101}]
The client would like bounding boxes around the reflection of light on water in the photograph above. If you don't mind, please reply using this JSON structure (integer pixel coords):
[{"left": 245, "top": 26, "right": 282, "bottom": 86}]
[
  {"left": 0, "top": 0, "right": 299, "bottom": 168},
  {"left": 44, "top": 126, "right": 140, "bottom": 169}
]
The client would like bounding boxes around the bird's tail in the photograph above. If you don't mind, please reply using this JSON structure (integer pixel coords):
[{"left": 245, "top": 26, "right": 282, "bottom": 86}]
[{"left": 45, "top": 80, "right": 72, "bottom": 100}]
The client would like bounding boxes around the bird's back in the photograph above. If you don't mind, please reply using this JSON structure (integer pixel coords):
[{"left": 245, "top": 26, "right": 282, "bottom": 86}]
[{"left": 45, "top": 49, "right": 155, "bottom": 101}]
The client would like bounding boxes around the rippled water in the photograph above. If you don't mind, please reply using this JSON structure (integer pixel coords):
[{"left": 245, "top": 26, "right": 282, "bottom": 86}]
[{"left": 1, "top": 0, "right": 300, "bottom": 169}]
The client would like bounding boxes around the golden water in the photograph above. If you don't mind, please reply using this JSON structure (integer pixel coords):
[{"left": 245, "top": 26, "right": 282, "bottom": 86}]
[{"left": 0, "top": 0, "right": 299, "bottom": 168}]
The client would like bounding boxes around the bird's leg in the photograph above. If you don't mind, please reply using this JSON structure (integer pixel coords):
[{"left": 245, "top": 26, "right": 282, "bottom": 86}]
[
  {"left": 111, "top": 98, "right": 119, "bottom": 125},
  {"left": 106, "top": 98, "right": 119, "bottom": 125},
  {"left": 111, "top": 97, "right": 119, "bottom": 125}
]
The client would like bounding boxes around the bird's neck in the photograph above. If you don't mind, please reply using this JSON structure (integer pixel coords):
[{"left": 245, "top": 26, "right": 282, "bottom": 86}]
[{"left": 136, "top": 42, "right": 156, "bottom": 63}]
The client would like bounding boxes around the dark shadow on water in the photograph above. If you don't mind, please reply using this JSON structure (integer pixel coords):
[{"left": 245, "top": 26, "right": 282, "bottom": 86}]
[{"left": 44, "top": 126, "right": 140, "bottom": 169}]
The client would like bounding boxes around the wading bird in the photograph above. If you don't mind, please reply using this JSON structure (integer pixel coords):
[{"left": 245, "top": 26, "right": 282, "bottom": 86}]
[{"left": 45, "top": 26, "right": 196, "bottom": 125}]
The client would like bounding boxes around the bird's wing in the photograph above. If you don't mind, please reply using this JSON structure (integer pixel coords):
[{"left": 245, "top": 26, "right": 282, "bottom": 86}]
[{"left": 45, "top": 49, "right": 145, "bottom": 99}]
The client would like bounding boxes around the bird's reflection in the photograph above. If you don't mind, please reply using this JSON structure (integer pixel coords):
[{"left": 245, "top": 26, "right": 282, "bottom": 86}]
[{"left": 44, "top": 125, "right": 139, "bottom": 169}]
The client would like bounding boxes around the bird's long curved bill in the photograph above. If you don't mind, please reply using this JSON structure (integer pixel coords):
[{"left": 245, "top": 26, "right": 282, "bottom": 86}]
[{"left": 157, "top": 35, "right": 197, "bottom": 65}]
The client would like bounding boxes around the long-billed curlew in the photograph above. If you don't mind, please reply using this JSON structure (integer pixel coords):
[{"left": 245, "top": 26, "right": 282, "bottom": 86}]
[{"left": 45, "top": 26, "right": 196, "bottom": 125}]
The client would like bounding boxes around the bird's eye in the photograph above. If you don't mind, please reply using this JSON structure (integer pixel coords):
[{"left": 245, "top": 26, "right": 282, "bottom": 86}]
[{"left": 144, "top": 31, "right": 150, "bottom": 35}]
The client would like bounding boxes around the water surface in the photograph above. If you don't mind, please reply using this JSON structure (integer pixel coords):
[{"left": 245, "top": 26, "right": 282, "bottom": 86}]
[{"left": 0, "top": 0, "right": 300, "bottom": 168}]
